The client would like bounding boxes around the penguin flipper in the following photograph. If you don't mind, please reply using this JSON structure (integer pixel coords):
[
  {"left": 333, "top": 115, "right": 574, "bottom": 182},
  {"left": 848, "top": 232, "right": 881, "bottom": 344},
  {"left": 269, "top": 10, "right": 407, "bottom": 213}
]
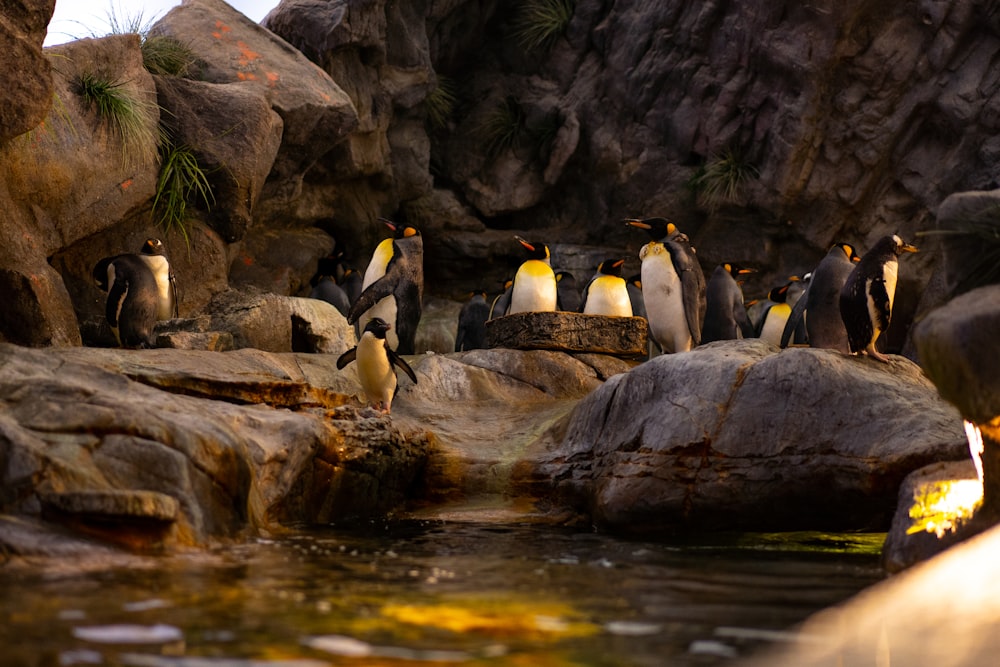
[
  {"left": 734, "top": 298, "right": 755, "bottom": 340},
  {"left": 169, "top": 272, "right": 179, "bottom": 318},
  {"left": 779, "top": 290, "right": 808, "bottom": 348},
  {"left": 680, "top": 269, "right": 703, "bottom": 346},
  {"left": 346, "top": 275, "right": 396, "bottom": 324},
  {"left": 336, "top": 347, "right": 358, "bottom": 370},
  {"left": 106, "top": 277, "right": 129, "bottom": 328},
  {"left": 387, "top": 345, "right": 418, "bottom": 384},
  {"left": 869, "top": 278, "right": 892, "bottom": 331}
]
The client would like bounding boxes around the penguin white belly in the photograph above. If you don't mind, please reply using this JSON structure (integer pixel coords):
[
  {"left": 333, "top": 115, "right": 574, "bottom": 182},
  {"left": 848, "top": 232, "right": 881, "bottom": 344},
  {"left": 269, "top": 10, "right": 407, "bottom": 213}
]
[
  {"left": 356, "top": 333, "right": 396, "bottom": 409},
  {"left": 868, "top": 259, "right": 899, "bottom": 337},
  {"left": 759, "top": 304, "right": 791, "bottom": 347},
  {"left": 583, "top": 277, "right": 633, "bottom": 317},
  {"left": 509, "top": 260, "right": 557, "bottom": 314},
  {"left": 140, "top": 255, "right": 175, "bottom": 320},
  {"left": 640, "top": 243, "right": 689, "bottom": 353},
  {"left": 359, "top": 239, "right": 400, "bottom": 349}
]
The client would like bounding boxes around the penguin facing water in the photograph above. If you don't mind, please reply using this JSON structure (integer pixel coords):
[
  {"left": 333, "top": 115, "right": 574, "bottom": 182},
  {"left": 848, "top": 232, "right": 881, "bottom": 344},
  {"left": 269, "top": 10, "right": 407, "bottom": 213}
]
[
  {"left": 336, "top": 317, "right": 418, "bottom": 414},
  {"left": 93, "top": 253, "right": 159, "bottom": 349},
  {"left": 580, "top": 258, "right": 632, "bottom": 317},
  {"left": 348, "top": 218, "right": 424, "bottom": 355},
  {"left": 702, "top": 263, "right": 755, "bottom": 343},
  {"left": 507, "top": 236, "right": 557, "bottom": 315},
  {"left": 839, "top": 234, "right": 918, "bottom": 362},
  {"left": 138, "top": 238, "right": 178, "bottom": 320}
]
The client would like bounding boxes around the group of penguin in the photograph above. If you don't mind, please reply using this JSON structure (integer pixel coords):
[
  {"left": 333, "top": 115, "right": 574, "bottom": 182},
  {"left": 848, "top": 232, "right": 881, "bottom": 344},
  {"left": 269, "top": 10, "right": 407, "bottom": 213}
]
[
  {"left": 93, "top": 238, "right": 179, "bottom": 349},
  {"left": 94, "top": 216, "right": 918, "bottom": 416}
]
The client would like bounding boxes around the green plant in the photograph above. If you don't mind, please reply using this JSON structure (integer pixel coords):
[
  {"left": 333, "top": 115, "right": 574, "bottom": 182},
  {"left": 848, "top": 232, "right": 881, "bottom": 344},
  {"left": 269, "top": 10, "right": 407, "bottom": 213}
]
[
  {"left": 152, "top": 140, "right": 214, "bottom": 246},
  {"left": 74, "top": 72, "right": 158, "bottom": 169},
  {"left": 479, "top": 96, "right": 525, "bottom": 159},
  {"left": 141, "top": 34, "right": 198, "bottom": 76},
  {"left": 527, "top": 110, "right": 562, "bottom": 161},
  {"left": 511, "top": 0, "right": 576, "bottom": 52},
  {"left": 688, "top": 148, "right": 759, "bottom": 210},
  {"left": 425, "top": 76, "right": 457, "bottom": 130}
]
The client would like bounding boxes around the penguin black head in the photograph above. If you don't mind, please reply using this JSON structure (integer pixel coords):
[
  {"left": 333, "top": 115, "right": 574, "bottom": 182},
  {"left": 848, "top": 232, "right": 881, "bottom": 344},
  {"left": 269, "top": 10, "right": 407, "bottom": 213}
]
[
  {"left": 625, "top": 217, "right": 677, "bottom": 241},
  {"left": 723, "top": 263, "right": 756, "bottom": 278},
  {"left": 380, "top": 217, "right": 421, "bottom": 239},
  {"left": 626, "top": 274, "right": 642, "bottom": 289},
  {"left": 555, "top": 271, "right": 575, "bottom": 283},
  {"left": 363, "top": 317, "right": 392, "bottom": 339},
  {"left": 93, "top": 256, "right": 113, "bottom": 291},
  {"left": 141, "top": 238, "right": 166, "bottom": 256},
  {"left": 890, "top": 234, "right": 919, "bottom": 255},
  {"left": 514, "top": 235, "right": 550, "bottom": 261},
  {"left": 597, "top": 258, "right": 626, "bottom": 277},
  {"left": 767, "top": 277, "right": 800, "bottom": 303},
  {"left": 832, "top": 242, "right": 860, "bottom": 263}
]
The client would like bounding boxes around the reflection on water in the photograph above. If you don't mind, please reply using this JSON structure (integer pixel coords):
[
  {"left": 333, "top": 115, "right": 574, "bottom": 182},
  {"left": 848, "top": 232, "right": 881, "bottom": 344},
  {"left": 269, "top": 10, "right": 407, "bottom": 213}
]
[{"left": 0, "top": 521, "right": 884, "bottom": 666}]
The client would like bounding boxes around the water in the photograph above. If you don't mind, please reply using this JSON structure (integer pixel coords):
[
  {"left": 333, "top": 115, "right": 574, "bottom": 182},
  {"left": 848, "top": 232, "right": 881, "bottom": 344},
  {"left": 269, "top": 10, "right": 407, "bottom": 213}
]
[{"left": 0, "top": 521, "right": 885, "bottom": 666}]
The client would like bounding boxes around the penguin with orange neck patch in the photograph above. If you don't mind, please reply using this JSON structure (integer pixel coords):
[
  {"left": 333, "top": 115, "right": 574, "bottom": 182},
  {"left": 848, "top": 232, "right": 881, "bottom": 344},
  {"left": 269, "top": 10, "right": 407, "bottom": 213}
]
[{"left": 506, "top": 236, "right": 557, "bottom": 315}]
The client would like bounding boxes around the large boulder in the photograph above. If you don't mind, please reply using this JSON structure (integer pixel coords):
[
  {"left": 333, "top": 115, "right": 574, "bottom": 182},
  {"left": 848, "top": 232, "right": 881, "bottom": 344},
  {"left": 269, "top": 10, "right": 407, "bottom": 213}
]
[
  {"left": 515, "top": 340, "right": 968, "bottom": 532},
  {"left": 0, "top": 0, "right": 54, "bottom": 143}
]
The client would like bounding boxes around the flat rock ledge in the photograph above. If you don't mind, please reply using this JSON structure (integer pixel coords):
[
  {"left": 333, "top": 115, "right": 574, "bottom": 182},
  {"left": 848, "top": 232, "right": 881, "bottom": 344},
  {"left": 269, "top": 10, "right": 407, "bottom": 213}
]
[{"left": 486, "top": 311, "right": 648, "bottom": 357}]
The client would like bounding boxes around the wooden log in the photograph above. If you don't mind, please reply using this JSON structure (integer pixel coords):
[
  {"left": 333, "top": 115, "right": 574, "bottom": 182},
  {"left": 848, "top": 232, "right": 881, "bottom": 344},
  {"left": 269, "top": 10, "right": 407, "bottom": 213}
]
[{"left": 485, "top": 311, "right": 648, "bottom": 357}]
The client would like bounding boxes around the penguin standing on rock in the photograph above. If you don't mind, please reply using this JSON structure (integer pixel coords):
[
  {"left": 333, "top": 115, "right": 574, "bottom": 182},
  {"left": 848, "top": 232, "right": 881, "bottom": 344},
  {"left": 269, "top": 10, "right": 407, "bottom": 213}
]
[
  {"left": 756, "top": 278, "right": 798, "bottom": 348},
  {"left": 555, "top": 271, "right": 581, "bottom": 312},
  {"left": 309, "top": 254, "right": 351, "bottom": 316},
  {"left": 138, "top": 238, "right": 178, "bottom": 320},
  {"left": 455, "top": 289, "right": 490, "bottom": 351},
  {"left": 580, "top": 258, "right": 632, "bottom": 317},
  {"left": 839, "top": 234, "right": 918, "bottom": 362},
  {"left": 489, "top": 278, "right": 513, "bottom": 320},
  {"left": 348, "top": 218, "right": 423, "bottom": 355},
  {"left": 93, "top": 253, "right": 159, "bottom": 349},
  {"left": 798, "top": 242, "right": 860, "bottom": 353},
  {"left": 336, "top": 317, "right": 417, "bottom": 414},
  {"left": 507, "top": 236, "right": 557, "bottom": 315},
  {"left": 702, "top": 263, "right": 756, "bottom": 343},
  {"left": 628, "top": 218, "right": 706, "bottom": 353}
]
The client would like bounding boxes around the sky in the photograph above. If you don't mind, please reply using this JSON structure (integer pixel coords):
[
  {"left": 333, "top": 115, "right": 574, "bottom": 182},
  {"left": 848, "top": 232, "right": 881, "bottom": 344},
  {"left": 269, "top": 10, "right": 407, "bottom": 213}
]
[{"left": 45, "top": 0, "right": 278, "bottom": 46}]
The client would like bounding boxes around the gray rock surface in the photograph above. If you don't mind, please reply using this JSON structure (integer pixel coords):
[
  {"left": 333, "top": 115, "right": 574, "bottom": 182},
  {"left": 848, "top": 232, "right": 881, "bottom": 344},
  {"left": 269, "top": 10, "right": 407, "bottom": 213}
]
[{"left": 517, "top": 340, "right": 968, "bottom": 532}]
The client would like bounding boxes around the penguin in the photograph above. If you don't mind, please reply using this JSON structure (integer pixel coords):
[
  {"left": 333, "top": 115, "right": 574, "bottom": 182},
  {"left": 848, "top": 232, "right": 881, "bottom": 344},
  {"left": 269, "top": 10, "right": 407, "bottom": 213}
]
[
  {"left": 93, "top": 253, "right": 159, "bottom": 349},
  {"left": 625, "top": 274, "right": 646, "bottom": 320},
  {"left": 341, "top": 268, "right": 363, "bottom": 307},
  {"left": 138, "top": 238, "right": 178, "bottom": 320},
  {"left": 455, "top": 289, "right": 491, "bottom": 351},
  {"left": 756, "top": 279, "right": 798, "bottom": 347},
  {"left": 779, "top": 272, "right": 812, "bottom": 348},
  {"left": 555, "top": 271, "right": 582, "bottom": 312},
  {"left": 627, "top": 217, "right": 706, "bottom": 342},
  {"left": 489, "top": 278, "right": 514, "bottom": 320},
  {"left": 307, "top": 254, "right": 351, "bottom": 316},
  {"left": 336, "top": 317, "right": 417, "bottom": 414},
  {"left": 347, "top": 218, "right": 423, "bottom": 355},
  {"left": 507, "top": 236, "right": 557, "bottom": 315},
  {"left": 781, "top": 243, "right": 860, "bottom": 352},
  {"left": 839, "top": 234, "right": 918, "bottom": 362},
  {"left": 701, "top": 263, "right": 756, "bottom": 343},
  {"left": 579, "top": 258, "right": 633, "bottom": 317},
  {"left": 629, "top": 218, "right": 706, "bottom": 352}
]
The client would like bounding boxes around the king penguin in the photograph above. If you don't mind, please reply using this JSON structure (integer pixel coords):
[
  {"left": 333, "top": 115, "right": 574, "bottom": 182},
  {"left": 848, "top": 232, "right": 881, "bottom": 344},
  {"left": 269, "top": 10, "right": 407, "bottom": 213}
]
[
  {"left": 839, "top": 234, "right": 918, "bottom": 362},
  {"left": 489, "top": 278, "right": 514, "bottom": 320},
  {"left": 580, "top": 258, "right": 632, "bottom": 317},
  {"left": 309, "top": 254, "right": 351, "bottom": 317},
  {"left": 336, "top": 317, "right": 417, "bottom": 414},
  {"left": 793, "top": 242, "right": 860, "bottom": 353},
  {"left": 93, "top": 253, "right": 159, "bottom": 349},
  {"left": 555, "top": 271, "right": 582, "bottom": 312},
  {"left": 702, "top": 263, "right": 756, "bottom": 343},
  {"left": 628, "top": 218, "right": 706, "bottom": 353},
  {"left": 756, "top": 278, "right": 798, "bottom": 348},
  {"left": 347, "top": 218, "right": 424, "bottom": 355},
  {"left": 138, "top": 238, "right": 178, "bottom": 321},
  {"left": 779, "top": 272, "right": 812, "bottom": 348},
  {"left": 507, "top": 236, "right": 557, "bottom": 315},
  {"left": 455, "top": 289, "right": 491, "bottom": 351}
]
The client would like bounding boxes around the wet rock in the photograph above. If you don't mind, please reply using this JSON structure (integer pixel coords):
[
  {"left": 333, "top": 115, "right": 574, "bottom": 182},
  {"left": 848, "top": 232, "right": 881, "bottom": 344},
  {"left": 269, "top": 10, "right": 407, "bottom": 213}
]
[
  {"left": 485, "top": 311, "right": 648, "bottom": 357},
  {"left": 515, "top": 340, "right": 967, "bottom": 533}
]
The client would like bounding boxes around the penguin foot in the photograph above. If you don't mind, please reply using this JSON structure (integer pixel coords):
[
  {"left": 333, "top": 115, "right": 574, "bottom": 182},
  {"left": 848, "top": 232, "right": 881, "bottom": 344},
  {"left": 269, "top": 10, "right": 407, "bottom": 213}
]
[{"left": 864, "top": 345, "right": 890, "bottom": 363}]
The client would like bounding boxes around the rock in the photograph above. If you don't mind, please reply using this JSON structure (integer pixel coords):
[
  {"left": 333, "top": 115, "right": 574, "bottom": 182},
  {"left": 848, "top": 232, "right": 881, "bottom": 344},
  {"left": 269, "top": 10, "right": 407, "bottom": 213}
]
[
  {"left": 414, "top": 296, "right": 461, "bottom": 354},
  {"left": 743, "top": 521, "right": 1000, "bottom": 667},
  {"left": 932, "top": 189, "right": 1000, "bottom": 298},
  {"left": 39, "top": 489, "right": 179, "bottom": 551},
  {"left": 155, "top": 330, "right": 234, "bottom": 351},
  {"left": 153, "top": 76, "right": 284, "bottom": 243},
  {"left": 515, "top": 340, "right": 968, "bottom": 533},
  {"left": 0, "top": 0, "right": 54, "bottom": 143},
  {"left": 882, "top": 459, "right": 983, "bottom": 573},
  {"left": 486, "top": 311, "right": 648, "bottom": 357},
  {"left": 153, "top": 0, "right": 359, "bottom": 215},
  {"left": 229, "top": 227, "right": 336, "bottom": 296}
]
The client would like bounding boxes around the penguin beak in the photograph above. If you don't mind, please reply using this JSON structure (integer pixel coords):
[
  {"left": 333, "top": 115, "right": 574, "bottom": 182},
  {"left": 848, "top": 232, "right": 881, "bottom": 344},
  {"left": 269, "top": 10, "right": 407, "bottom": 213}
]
[
  {"left": 737, "top": 268, "right": 756, "bottom": 275},
  {"left": 901, "top": 243, "right": 919, "bottom": 253},
  {"left": 612, "top": 259, "right": 625, "bottom": 269},
  {"left": 514, "top": 235, "right": 536, "bottom": 252},
  {"left": 625, "top": 219, "right": 650, "bottom": 230},
  {"left": 379, "top": 217, "right": 398, "bottom": 232}
]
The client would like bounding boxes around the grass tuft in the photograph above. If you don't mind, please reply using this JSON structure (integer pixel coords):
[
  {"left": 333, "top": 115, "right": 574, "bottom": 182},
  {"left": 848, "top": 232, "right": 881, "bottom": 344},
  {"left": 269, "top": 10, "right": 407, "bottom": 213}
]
[
  {"left": 511, "top": 0, "right": 576, "bottom": 52},
  {"left": 479, "top": 96, "right": 525, "bottom": 160},
  {"left": 141, "top": 35, "right": 199, "bottom": 77},
  {"left": 425, "top": 76, "right": 457, "bottom": 131},
  {"left": 74, "top": 72, "right": 158, "bottom": 169},
  {"left": 152, "top": 139, "right": 215, "bottom": 247},
  {"left": 688, "top": 149, "right": 759, "bottom": 210}
]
